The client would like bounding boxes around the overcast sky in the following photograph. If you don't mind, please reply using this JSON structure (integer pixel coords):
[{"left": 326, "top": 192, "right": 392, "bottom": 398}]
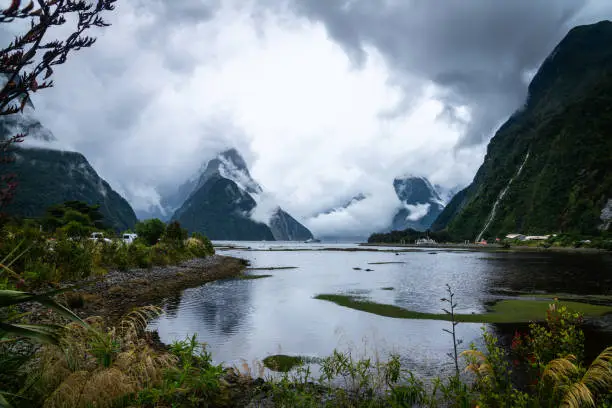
[{"left": 9, "top": 0, "right": 612, "bottom": 237}]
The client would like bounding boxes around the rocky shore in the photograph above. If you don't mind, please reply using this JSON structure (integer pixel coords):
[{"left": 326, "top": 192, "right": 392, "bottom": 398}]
[{"left": 63, "top": 255, "right": 248, "bottom": 324}]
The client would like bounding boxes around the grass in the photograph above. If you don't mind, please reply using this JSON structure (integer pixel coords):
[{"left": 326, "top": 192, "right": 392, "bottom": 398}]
[
  {"left": 368, "top": 262, "right": 405, "bottom": 265},
  {"left": 239, "top": 274, "right": 273, "bottom": 280},
  {"left": 262, "top": 355, "right": 305, "bottom": 372},
  {"left": 314, "top": 294, "right": 612, "bottom": 323}
]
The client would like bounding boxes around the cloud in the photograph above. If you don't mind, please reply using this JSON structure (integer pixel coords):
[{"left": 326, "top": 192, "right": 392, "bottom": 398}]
[
  {"left": 283, "top": 0, "right": 606, "bottom": 147},
  {"left": 14, "top": 0, "right": 612, "bottom": 238},
  {"left": 404, "top": 204, "right": 431, "bottom": 222}
]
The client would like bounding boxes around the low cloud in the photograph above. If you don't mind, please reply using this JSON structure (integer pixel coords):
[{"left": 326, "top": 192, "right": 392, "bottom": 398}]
[
  {"left": 11, "top": 0, "right": 611, "bottom": 238},
  {"left": 404, "top": 204, "right": 431, "bottom": 222}
]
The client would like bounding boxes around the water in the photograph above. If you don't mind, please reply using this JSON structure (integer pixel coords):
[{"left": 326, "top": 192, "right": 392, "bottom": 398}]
[
  {"left": 476, "top": 151, "right": 530, "bottom": 242},
  {"left": 149, "top": 242, "right": 612, "bottom": 378}
]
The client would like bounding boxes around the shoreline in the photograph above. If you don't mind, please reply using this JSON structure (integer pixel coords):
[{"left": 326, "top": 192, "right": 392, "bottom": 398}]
[
  {"left": 360, "top": 242, "right": 610, "bottom": 254},
  {"left": 64, "top": 255, "right": 248, "bottom": 324}
]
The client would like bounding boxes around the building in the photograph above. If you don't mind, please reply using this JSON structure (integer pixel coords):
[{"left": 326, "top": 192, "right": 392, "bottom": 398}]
[
  {"left": 524, "top": 235, "right": 551, "bottom": 241},
  {"left": 505, "top": 233, "right": 526, "bottom": 241},
  {"left": 415, "top": 237, "right": 437, "bottom": 245}
]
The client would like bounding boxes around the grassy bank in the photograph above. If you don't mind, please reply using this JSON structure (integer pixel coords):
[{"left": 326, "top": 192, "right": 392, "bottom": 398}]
[{"left": 314, "top": 294, "right": 612, "bottom": 323}]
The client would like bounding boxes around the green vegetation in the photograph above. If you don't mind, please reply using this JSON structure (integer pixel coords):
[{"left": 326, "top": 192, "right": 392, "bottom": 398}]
[
  {"left": 247, "top": 266, "right": 298, "bottom": 271},
  {"left": 434, "top": 22, "right": 612, "bottom": 241},
  {"left": 314, "top": 294, "right": 612, "bottom": 323},
  {"left": 239, "top": 274, "right": 273, "bottom": 280},
  {"left": 135, "top": 218, "right": 167, "bottom": 245},
  {"left": 0, "top": 203, "right": 215, "bottom": 286},
  {"left": 368, "top": 262, "right": 405, "bottom": 265},
  {"left": 0, "top": 146, "right": 139, "bottom": 232},
  {"left": 368, "top": 228, "right": 452, "bottom": 244},
  {"left": 263, "top": 355, "right": 305, "bottom": 372}
]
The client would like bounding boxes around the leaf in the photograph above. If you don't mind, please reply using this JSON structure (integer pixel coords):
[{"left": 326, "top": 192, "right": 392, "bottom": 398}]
[
  {"left": 0, "top": 392, "right": 12, "bottom": 408},
  {"left": 0, "top": 290, "right": 34, "bottom": 307},
  {"left": 0, "top": 322, "right": 63, "bottom": 344}
]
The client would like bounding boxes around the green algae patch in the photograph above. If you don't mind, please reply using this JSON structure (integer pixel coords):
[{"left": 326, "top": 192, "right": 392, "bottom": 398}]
[
  {"left": 263, "top": 355, "right": 305, "bottom": 372},
  {"left": 518, "top": 293, "right": 612, "bottom": 303},
  {"left": 239, "top": 274, "right": 273, "bottom": 280},
  {"left": 314, "top": 294, "right": 612, "bottom": 324},
  {"left": 368, "top": 262, "right": 406, "bottom": 265}
]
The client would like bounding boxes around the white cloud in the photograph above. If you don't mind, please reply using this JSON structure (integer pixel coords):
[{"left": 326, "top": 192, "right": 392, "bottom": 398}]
[
  {"left": 18, "top": 0, "right": 611, "bottom": 238},
  {"left": 404, "top": 203, "right": 431, "bottom": 222}
]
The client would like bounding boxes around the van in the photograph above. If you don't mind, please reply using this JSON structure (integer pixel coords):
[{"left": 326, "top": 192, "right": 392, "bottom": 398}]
[{"left": 122, "top": 233, "right": 138, "bottom": 245}]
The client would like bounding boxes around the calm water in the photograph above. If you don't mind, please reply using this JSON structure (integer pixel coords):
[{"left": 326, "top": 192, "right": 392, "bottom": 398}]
[{"left": 149, "top": 242, "right": 612, "bottom": 378}]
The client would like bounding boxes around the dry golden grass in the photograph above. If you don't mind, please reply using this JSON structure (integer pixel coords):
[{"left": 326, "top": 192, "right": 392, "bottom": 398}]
[
  {"left": 24, "top": 306, "right": 176, "bottom": 408},
  {"left": 43, "top": 369, "right": 136, "bottom": 408}
]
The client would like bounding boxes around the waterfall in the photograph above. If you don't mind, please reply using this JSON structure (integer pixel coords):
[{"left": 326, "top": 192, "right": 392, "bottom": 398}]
[{"left": 475, "top": 151, "right": 530, "bottom": 242}]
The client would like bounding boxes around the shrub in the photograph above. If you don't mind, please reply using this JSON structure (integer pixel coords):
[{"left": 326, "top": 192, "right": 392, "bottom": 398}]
[
  {"left": 51, "top": 239, "right": 95, "bottom": 280},
  {"left": 112, "top": 243, "right": 131, "bottom": 272},
  {"left": 150, "top": 244, "right": 171, "bottom": 266},
  {"left": 135, "top": 219, "right": 166, "bottom": 246},
  {"left": 163, "top": 221, "right": 188, "bottom": 248},
  {"left": 127, "top": 242, "right": 153, "bottom": 269}
]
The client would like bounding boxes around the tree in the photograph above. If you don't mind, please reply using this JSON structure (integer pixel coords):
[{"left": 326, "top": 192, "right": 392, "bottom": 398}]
[
  {"left": 135, "top": 218, "right": 166, "bottom": 246},
  {"left": 0, "top": 0, "right": 116, "bottom": 213},
  {"left": 42, "top": 200, "right": 108, "bottom": 233},
  {"left": 163, "top": 220, "right": 188, "bottom": 245}
]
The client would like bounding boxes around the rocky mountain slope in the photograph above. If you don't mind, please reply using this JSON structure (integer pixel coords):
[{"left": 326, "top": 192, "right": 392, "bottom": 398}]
[
  {"left": 432, "top": 20, "right": 612, "bottom": 239},
  {"left": 391, "top": 176, "right": 446, "bottom": 231},
  {"left": 0, "top": 111, "right": 138, "bottom": 231},
  {"left": 171, "top": 149, "right": 313, "bottom": 241}
]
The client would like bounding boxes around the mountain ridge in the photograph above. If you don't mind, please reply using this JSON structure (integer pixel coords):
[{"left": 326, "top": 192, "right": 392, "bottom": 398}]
[
  {"left": 432, "top": 20, "right": 612, "bottom": 239},
  {"left": 171, "top": 149, "right": 313, "bottom": 241},
  {"left": 0, "top": 111, "right": 138, "bottom": 231}
]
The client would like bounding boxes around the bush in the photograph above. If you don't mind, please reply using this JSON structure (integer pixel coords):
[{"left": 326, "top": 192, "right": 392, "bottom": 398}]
[
  {"left": 135, "top": 219, "right": 166, "bottom": 246},
  {"left": 128, "top": 242, "right": 153, "bottom": 269},
  {"left": 186, "top": 237, "right": 214, "bottom": 258},
  {"left": 163, "top": 221, "right": 188, "bottom": 247},
  {"left": 150, "top": 244, "right": 171, "bottom": 266},
  {"left": 191, "top": 232, "right": 215, "bottom": 256},
  {"left": 50, "top": 239, "right": 95, "bottom": 280},
  {"left": 112, "top": 243, "right": 131, "bottom": 272}
]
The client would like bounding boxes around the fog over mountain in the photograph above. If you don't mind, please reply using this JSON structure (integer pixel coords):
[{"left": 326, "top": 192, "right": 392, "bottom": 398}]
[{"left": 4, "top": 0, "right": 611, "bottom": 238}]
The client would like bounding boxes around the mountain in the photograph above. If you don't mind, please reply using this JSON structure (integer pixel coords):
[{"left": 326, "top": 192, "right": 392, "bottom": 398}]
[
  {"left": 0, "top": 111, "right": 138, "bottom": 231},
  {"left": 391, "top": 176, "right": 445, "bottom": 231},
  {"left": 171, "top": 149, "right": 313, "bottom": 241},
  {"left": 432, "top": 21, "right": 612, "bottom": 240},
  {"left": 320, "top": 193, "right": 367, "bottom": 216},
  {"left": 269, "top": 208, "right": 313, "bottom": 241}
]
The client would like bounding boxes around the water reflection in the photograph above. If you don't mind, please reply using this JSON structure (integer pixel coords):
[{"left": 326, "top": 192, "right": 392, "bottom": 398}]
[
  {"left": 150, "top": 243, "right": 612, "bottom": 377},
  {"left": 150, "top": 279, "right": 254, "bottom": 348}
]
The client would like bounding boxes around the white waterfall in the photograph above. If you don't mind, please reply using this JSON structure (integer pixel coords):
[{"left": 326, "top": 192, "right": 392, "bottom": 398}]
[{"left": 475, "top": 151, "right": 530, "bottom": 242}]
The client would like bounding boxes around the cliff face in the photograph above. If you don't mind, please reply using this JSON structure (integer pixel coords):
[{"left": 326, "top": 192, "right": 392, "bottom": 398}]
[{"left": 433, "top": 21, "right": 612, "bottom": 239}]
